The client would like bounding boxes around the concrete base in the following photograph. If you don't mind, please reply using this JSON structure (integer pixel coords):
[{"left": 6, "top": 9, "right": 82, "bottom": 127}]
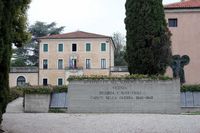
[
  {"left": 181, "top": 107, "right": 200, "bottom": 113},
  {"left": 25, "top": 94, "right": 50, "bottom": 113},
  {"left": 68, "top": 79, "right": 181, "bottom": 114}
]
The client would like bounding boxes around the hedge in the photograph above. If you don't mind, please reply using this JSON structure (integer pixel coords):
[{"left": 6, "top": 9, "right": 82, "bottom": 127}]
[
  {"left": 68, "top": 74, "right": 172, "bottom": 81},
  {"left": 13, "top": 86, "right": 68, "bottom": 95},
  {"left": 52, "top": 86, "right": 68, "bottom": 93},
  {"left": 9, "top": 87, "right": 24, "bottom": 102},
  {"left": 181, "top": 85, "right": 200, "bottom": 92},
  {"left": 23, "top": 86, "right": 52, "bottom": 94}
]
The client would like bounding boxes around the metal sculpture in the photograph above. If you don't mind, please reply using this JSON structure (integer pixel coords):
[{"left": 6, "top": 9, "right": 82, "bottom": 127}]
[{"left": 170, "top": 55, "right": 190, "bottom": 84}]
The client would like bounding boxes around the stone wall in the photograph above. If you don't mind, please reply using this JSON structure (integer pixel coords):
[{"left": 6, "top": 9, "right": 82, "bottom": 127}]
[
  {"left": 68, "top": 79, "right": 181, "bottom": 114},
  {"left": 9, "top": 72, "right": 38, "bottom": 87},
  {"left": 25, "top": 94, "right": 50, "bottom": 113}
]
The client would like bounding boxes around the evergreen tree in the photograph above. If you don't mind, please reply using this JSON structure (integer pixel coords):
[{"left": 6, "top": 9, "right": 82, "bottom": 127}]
[
  {"left": 0, "top": 0, "right": 30, "bottom": 124},
  {"left": 125, "top": 0, "right": 172, "bottom": 75},
  {"left": 11, "top": 21, "right": 65, "bottom": 66}
]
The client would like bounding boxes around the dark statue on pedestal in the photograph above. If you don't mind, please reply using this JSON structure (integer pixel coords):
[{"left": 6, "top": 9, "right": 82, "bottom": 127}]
[{"left": 170, "top": 55, "right": 190, "bottom": 84}]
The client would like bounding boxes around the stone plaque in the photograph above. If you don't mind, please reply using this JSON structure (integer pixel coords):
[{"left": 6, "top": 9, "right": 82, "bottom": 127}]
[
  {"left": 193, "top": 92, "right": 200, "bottom": 107},
  {"left": 185, "top": 92, "right": 194, "bottom": 107},
  {"left": 68, "top": 79, "right": 180, "bottom": 114},
  {"left": 180, "top": 93, "right": 186, "bottom": 107}
]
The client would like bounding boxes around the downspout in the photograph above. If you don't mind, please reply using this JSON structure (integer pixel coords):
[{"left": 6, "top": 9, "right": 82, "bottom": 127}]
[
  {"left": 37, "top": 39, "right": 41, "bottom": 85},
  {"left": 109, "top": 38, "right": 111, "bottom": 76}
]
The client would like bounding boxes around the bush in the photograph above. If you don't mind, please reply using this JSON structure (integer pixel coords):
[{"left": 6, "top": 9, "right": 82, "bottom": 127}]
[
  {"left": 52, "top": 86, "right": 68, "bottom": 93},
  {"left": 181, "top": 85, "right": 200, "bottom": 92},
  {"left": 49, "top": 108, "right": 66, "bottom": 113},
  {"left": 68, "top": 74, "right": 172, "bottom": 81},
  {"left": 8, "top": 87, "right": 24, "bottom": 102},
  {"left": 24, "top": 86, "right": 52, "bottom": 94}
]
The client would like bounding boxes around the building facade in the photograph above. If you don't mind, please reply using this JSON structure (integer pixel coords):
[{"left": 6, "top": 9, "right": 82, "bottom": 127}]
[
  {"left": 9, "top": 67, "right": 39, "bottom": 87},
  {"left": 9, "top": 31, "right": 115, "bottom": 87},
  {"left": 165, "top": 0, "right": 200, "bottom": 84},
  {"left": 38, "top": 31, "right": 115, "bottom": 86}
]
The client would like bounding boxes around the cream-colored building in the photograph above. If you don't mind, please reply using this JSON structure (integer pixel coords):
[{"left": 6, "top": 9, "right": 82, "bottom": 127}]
[
  {"left": 38, "top": 31, "right": 115, "bottom": 86},
  {"left": 9, "top": 67, "right": 39, "bottom": 87},
  {"left": 11, "top": 1, "right": 200, "bottom": 86},
  {"left": 165, "top": 0, "right": 200, "bottom": 84},
  {"left": 10, "top": 31, "right": 115, "bottom": 87}
]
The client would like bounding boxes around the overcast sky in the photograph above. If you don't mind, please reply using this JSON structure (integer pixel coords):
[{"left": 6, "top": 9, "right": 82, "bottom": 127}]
[{"left": 27, "top": 0, "right": 180, "bottom": 36}]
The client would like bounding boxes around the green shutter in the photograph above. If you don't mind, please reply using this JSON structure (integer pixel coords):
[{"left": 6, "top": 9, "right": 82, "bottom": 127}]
[
  {"left": 101, "top": 43, "right": 106, "bottom": 51},
  {"left": 86, "top": 43, "right": 91, "bottom": 51},
  {"left": 58, "top": 44, "right": 63, "bottom": 52},
  {"left": 43, "top": 44, "right": 48, "bottom": 52}
]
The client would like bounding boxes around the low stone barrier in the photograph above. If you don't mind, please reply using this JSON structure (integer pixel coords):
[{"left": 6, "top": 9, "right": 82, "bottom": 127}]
[
  {"left": 24, "top": 94, "right": 50, "bottom": 113},
  {"left": 68, "top": 79, "right": 181, "bottom": 114},
  {"left": 50, "top": 92, "right": 68, "bottom": 108}
]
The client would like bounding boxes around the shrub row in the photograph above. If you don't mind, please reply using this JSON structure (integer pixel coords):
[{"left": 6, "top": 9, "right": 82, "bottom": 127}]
[
  {"left": 9, "top": 86, "right": 68, "bottom": 102},
  {"left": 8, "top": 88, "right": 24, "bottom": 102},
  {"left": 67, "top": 74, "right": 172, "bottom": 81},
  {"left": 23, "top": 86, "right": 68, "bottom": 94},
  {"left": 23, "top": 86, "right": 52, "bottom": 94},
  {"left": 181, "top": 85, "right": 200, "bottom": 92}
]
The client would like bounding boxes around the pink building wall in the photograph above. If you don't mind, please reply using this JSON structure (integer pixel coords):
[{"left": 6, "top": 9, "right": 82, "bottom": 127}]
[{"left": 165, "top": 10, "right": 200, "bottom": 84}]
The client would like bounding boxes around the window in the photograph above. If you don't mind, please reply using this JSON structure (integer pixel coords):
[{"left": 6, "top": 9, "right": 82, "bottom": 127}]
[
  {"left": 17, "top": 76, "right": 26, "bottom": 86},
  {"left": 72, "top": 43, "right": 77, "bottom": 52},
  {"left": 101, "top": 43, "right": 106, "bottom": 51},
  {"left": 58, "top": 59, "right": 63, "bottom": 69},
  {"left": 58, "top": 78, "right": 63, "bottom": 86},
  {"left": 86, "top": 43, "right": 91, "bottom": 51},
  {"left": 86, "top": 59, "right": 91, "bottom": 69},
  {"left": 43, "top": 78, "right": 48, "bottom": 86},
  {"left": 43, "top": 44, "right": 48, "bottom": 52},
  {"left": 168, "top": 18, "right": 177, "bottom": 27},
  {"left": 43, "top": 59, "right": 48, "bottom": 69},
  {"left": 58, "top": 44, "right": 63, "bottom": 52},
  {"left": 69, "top": 59, "right": 77, "bottom": 69},
  {"left": 101, "top": 59, "right": 106, "bottom": 69}
]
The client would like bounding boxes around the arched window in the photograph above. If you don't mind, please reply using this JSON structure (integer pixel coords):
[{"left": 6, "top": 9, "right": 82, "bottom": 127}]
[{"left": 17, "top": 76, "right": 26, "bottom": 86}]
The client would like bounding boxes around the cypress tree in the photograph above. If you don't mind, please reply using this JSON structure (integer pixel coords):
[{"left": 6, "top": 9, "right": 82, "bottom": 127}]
[
  {"left": 125, "top": 0, "right": 172, "bottom": 75},
  {"left": 0, "top": 0, "right": 30, "bottom": 124}
]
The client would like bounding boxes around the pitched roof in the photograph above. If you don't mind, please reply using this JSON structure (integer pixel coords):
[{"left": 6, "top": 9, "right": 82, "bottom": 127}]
[
  {"left": 39, "top": 31, "right": 111, "bottom": 39},
  {"left": 165, "top": 0, "right": 200, "bottom": 9}
]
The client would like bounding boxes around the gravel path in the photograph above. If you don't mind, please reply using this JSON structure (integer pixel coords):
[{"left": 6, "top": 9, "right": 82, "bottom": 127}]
[
  {"left": 2, "top": 98, "right": 200, "bottom": 133},
  {"left": 6, "top": 97, "right": 23, "bottom": 113},
  {"left": 2, "top": 113, "right": 200, "bottom": 133}
]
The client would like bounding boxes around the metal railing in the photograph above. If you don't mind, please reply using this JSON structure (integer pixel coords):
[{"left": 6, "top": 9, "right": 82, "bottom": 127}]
[
  {"left": 10, "top": 67, "right": 39, "bottom": 73},
  {"left": 110, "top": 66, "right": 128, "bottom": 72},
  {"left": 65, "top": 67, "right": 83, "bottom": 70}
]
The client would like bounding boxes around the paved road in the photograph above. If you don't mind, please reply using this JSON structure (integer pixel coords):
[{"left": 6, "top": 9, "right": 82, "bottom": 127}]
[
  {"left": 6, "top": 97, "right": 23, "bottom": 113},
  {"left": 2, "top": 98, "right": 200, "bottom": 133}
]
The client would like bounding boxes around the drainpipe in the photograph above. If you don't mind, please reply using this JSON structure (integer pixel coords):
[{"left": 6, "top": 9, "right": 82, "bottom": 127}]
[
  {"left": 37, "top": 39, "right": 41, "bottom": 85},
  {"left": 109, "top": 38, "right": 111, "bottom": 76}
]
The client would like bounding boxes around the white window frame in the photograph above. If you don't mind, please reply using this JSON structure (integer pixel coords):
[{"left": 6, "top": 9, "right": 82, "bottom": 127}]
[
  {"left": 57, "top": 43, "right": 64, "bottom": 52},
  {"left": 57, "top": 78, "right": 63, "bottom": 86},
  {"left": 57, "top": 59, "right": 64, "bottom": 70},
  {"left": 100, "top": 42, "right": 108, "bottom": 52},
  {"left": 100, "top": 58, "right": 106, "bottom": 69},
  {"left": 43, "top": 59, "right": 48, "bottom": 69},
  {"left": 42, "top": 78, "right": 48, "bottom": 86},
  {"left": 85, "top": 42, "right": 92, "bottom": 52},
  {"left": 85, "top": 58, "right": 91, "bottom": 69},
  {"left": 71, "top": 43, "right": 78, "bottom": 52},
  {"left": 43, "top": 43, "right": 48, "bottom": 52}
]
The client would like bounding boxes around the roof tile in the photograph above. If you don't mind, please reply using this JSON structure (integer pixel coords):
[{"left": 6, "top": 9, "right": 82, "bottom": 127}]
[
  {"left": 39, "top": 31, "right": 111, "bottom": 39},
  {"left": 165, "top": 0, "right": 200, "bottom": 9}
]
